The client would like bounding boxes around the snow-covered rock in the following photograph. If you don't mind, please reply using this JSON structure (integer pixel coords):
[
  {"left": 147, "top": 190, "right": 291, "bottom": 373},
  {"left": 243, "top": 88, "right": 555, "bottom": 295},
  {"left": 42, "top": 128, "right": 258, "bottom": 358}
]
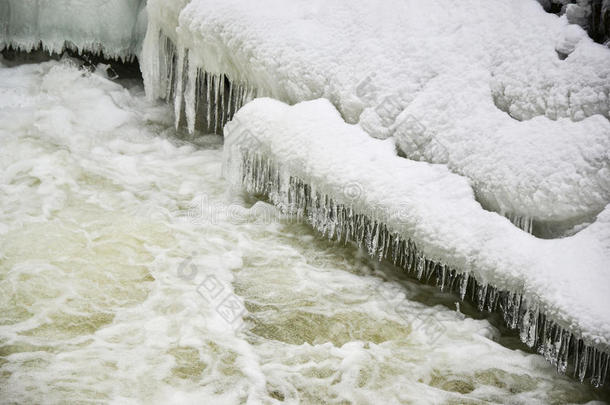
[
  {"left": 223, "top": 97, "right": 610, "bottom": 386},
  {"left": 143, "top": 0, "right": 610, "bottom": 233}
]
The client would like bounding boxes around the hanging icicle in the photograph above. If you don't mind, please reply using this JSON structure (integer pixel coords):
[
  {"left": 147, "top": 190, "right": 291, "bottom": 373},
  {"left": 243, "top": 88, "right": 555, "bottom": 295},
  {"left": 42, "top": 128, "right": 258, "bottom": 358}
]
[
  {"left": 506, "top": 212, "right": 534, "bottom": 234},
  {"left": 151, "top": 31, "right": 261, "bottom": 135}
]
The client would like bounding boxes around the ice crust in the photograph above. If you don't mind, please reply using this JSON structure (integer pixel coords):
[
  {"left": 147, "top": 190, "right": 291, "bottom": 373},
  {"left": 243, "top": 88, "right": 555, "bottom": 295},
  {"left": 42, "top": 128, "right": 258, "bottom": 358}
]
[
  {"left": 0, "top": 0, "right": 147, "bottom": 60},
  {"left": 143, "top": 0, "right": 610, "bottom": 231},
  {"left": 223, "top": 97, "right": 610, "bottom": 386}
]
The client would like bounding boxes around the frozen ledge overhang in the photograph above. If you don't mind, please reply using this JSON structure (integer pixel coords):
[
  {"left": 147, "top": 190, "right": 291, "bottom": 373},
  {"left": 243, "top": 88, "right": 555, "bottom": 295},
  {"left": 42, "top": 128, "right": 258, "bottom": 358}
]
[
  {"left": 222, "top": 97, "right": 610, "bottom": 387},
  {"left": 0, "top": 0, "right": 147, "bottom": 62}
]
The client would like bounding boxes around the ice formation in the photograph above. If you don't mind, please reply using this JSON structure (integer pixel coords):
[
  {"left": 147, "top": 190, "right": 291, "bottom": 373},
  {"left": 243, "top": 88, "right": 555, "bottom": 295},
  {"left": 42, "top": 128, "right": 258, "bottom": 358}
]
[
  {"left": 142, "top": 0, "right": 610, "bottom": 234},
  {"left": 141, "top": 29, "right": 259, "bottom": 134},
  {"left": 223, "top": 97, "right": 610, "bottom": 387},
  {"left": 141, "top": 0, "right": 261, "bottom": 134},
  {"left": 0, "top": 0, "right": 147, "bottom": 60}
]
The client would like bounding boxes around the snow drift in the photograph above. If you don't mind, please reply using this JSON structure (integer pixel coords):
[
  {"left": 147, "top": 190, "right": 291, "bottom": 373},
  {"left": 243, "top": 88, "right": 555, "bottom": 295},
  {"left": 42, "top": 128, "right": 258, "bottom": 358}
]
[
  {"left": 142, "top": 0, "right": 610, "bottom": 235},
  {"left": 223, "top": 97, "right": 610, "bottom": 387}
]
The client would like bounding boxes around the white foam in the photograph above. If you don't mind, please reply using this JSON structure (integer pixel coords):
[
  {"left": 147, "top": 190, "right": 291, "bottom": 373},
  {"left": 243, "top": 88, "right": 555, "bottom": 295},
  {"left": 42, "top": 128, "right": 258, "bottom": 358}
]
[{"left": 1, "top": 59, "right": 605, "bottom": 402}]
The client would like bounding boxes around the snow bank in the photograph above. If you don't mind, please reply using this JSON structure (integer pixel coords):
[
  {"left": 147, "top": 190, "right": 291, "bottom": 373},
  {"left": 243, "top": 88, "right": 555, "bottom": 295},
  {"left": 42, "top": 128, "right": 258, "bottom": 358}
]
[
  {"left": 143, "top": 0, "right": 610, "bottom": 233},
  {"left": 0, "top": 0, "right": 147, "bottom": 60},
  {"left": 223, "top": 97, "right": 610, "bottom": 386}
]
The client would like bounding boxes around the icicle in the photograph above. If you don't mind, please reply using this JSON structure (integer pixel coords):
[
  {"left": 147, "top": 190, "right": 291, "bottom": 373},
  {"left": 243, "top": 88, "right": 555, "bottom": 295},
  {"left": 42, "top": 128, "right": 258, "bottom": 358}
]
[
  {"left": 556, "top": 330, "right": 571, "bottom": 374},
  {"left": 445, "top": 269, "right": 457, "bottom": 292},
  {"left": 220, "top": 74, "right": 227, "bottom": 129},
  {"left": 503, "top": 292, "right": 521, "bottom": 329},
  {"left": 391, "top": 236, "right": 400, "bottom": 265},
  {"left": 366, "top": 222, "right": 379, "bottom": 257},
  {"left": 486, "top": 286, "right": 498, "bottom": 312},
  {"left": 459, "top": 273, "right": 469, "bottom": 300},
  {"left": 164, "top": 36, "right": 176, "bottom": 102},
  {"left": 595, "top": 351, "right": 609, "bottom": 388},
  {"left": 438, "top": 265, "right": 447, "bottom": 291},
  {"left": 210, "top": 75, "right": 219, "bottom": 133},
  {"left": 205, "top": 72, "right": 212, "bottom": 130},
  {"left": 173, "top": 47, "right": 186, "bottom": 130},
  {"left": 579, "top": 345, "right": 590, "bottom": 382},
  {"left": 519, "top": 300, "right": 539, "bottom": 348},
  {"left": 227, "top": 80, "right": 234, "bottom": 122},
  {"left": 416, "top": 256, "right": 425, "bottom": 279},
  {"left": 380, "top": 227, "right": 390, "bottom": 261},
  {"left": 235, "top": 84, "right": 243, "bottom": 120},
  {"left": 184, "top": 52, "right": 198, "bottom": 134},
  {"left": 506, "top": 213, "right": 534, "bottom": 234},
  {"left": 216, "top": 74, "right": 223, "bottom": 133},
  {"left": 477, "top": 284, "right": 487, "bottom": 312}
]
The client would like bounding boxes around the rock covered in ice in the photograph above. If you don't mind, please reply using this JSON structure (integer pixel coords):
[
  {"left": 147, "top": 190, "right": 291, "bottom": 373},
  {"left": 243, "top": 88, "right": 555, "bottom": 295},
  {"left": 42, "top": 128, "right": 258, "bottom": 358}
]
[
  {"left": 144, "top": 0, "right": 610, "bottom": 229},
  {"left": 223, "top": 97, "right": 610, "bottom": 354},
  {"left": 0, "top": 0, "right": 147, "bottom": 60}
]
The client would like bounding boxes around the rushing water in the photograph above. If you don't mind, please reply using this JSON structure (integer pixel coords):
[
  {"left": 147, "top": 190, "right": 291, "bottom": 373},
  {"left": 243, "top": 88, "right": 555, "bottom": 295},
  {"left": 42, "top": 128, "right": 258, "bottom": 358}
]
[{"left": 0, "top": 58, "right": 608, "bottom": 405}]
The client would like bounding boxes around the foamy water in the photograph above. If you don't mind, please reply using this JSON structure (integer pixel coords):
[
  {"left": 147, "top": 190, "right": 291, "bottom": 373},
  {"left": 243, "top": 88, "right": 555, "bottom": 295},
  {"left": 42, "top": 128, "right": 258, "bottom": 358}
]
[{"left": 0, "top": 59, "right": 608, "bottom": 404}]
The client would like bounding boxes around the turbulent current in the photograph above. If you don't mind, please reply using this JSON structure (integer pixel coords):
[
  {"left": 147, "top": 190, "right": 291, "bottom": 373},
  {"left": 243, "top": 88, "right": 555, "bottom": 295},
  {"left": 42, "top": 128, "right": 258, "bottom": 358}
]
[{"left": 0, "top": 59, "right": 608, "bottom": 404}]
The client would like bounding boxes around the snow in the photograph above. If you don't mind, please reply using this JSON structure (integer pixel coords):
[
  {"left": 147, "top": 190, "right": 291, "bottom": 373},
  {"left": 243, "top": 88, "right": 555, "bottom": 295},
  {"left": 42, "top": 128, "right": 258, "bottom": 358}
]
[
  {"left": 143, "top": 0, "right": 610, "bottom": 231},
  {"left": 223, "top": 97, "right": 610, "bottom": 385},
  {"left": 0, "top": 0, "right": 147, "bottom": 60},
  {"left": 394, "top": 69, "right": 610, "bottom": 228}
]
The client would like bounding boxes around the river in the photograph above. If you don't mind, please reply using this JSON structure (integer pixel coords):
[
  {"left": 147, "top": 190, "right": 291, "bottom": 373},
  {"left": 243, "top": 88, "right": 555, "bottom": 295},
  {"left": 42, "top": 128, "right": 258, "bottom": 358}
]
[{"left": 0, "top": 58, "right": 607, "bottom": 404}]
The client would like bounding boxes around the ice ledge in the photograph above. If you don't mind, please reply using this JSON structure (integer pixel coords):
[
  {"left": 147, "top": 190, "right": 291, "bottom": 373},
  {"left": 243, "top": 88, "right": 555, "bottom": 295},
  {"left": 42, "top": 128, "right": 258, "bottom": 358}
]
[
  {"left": 223, "top": 97, "right": 610, "bottom": 387},
  {"left": 0, "top": 0, "right": 147, "bottom": 62}
]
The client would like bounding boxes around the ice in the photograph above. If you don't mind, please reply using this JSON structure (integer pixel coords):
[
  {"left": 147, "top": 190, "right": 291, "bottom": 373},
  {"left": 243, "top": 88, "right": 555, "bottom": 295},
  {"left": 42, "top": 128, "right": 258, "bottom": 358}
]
[
  {"left": 223, "top": 97, "right": 610, "bottom": 386},
  {"left": 0, "top": 0, "right": 147, "bottom": 61},
  {"left": 142, "top": 0, "right": 610, "bottom": 234},
  {"left": 141, "top": 26, "right": 258, "bottom": 134}
]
